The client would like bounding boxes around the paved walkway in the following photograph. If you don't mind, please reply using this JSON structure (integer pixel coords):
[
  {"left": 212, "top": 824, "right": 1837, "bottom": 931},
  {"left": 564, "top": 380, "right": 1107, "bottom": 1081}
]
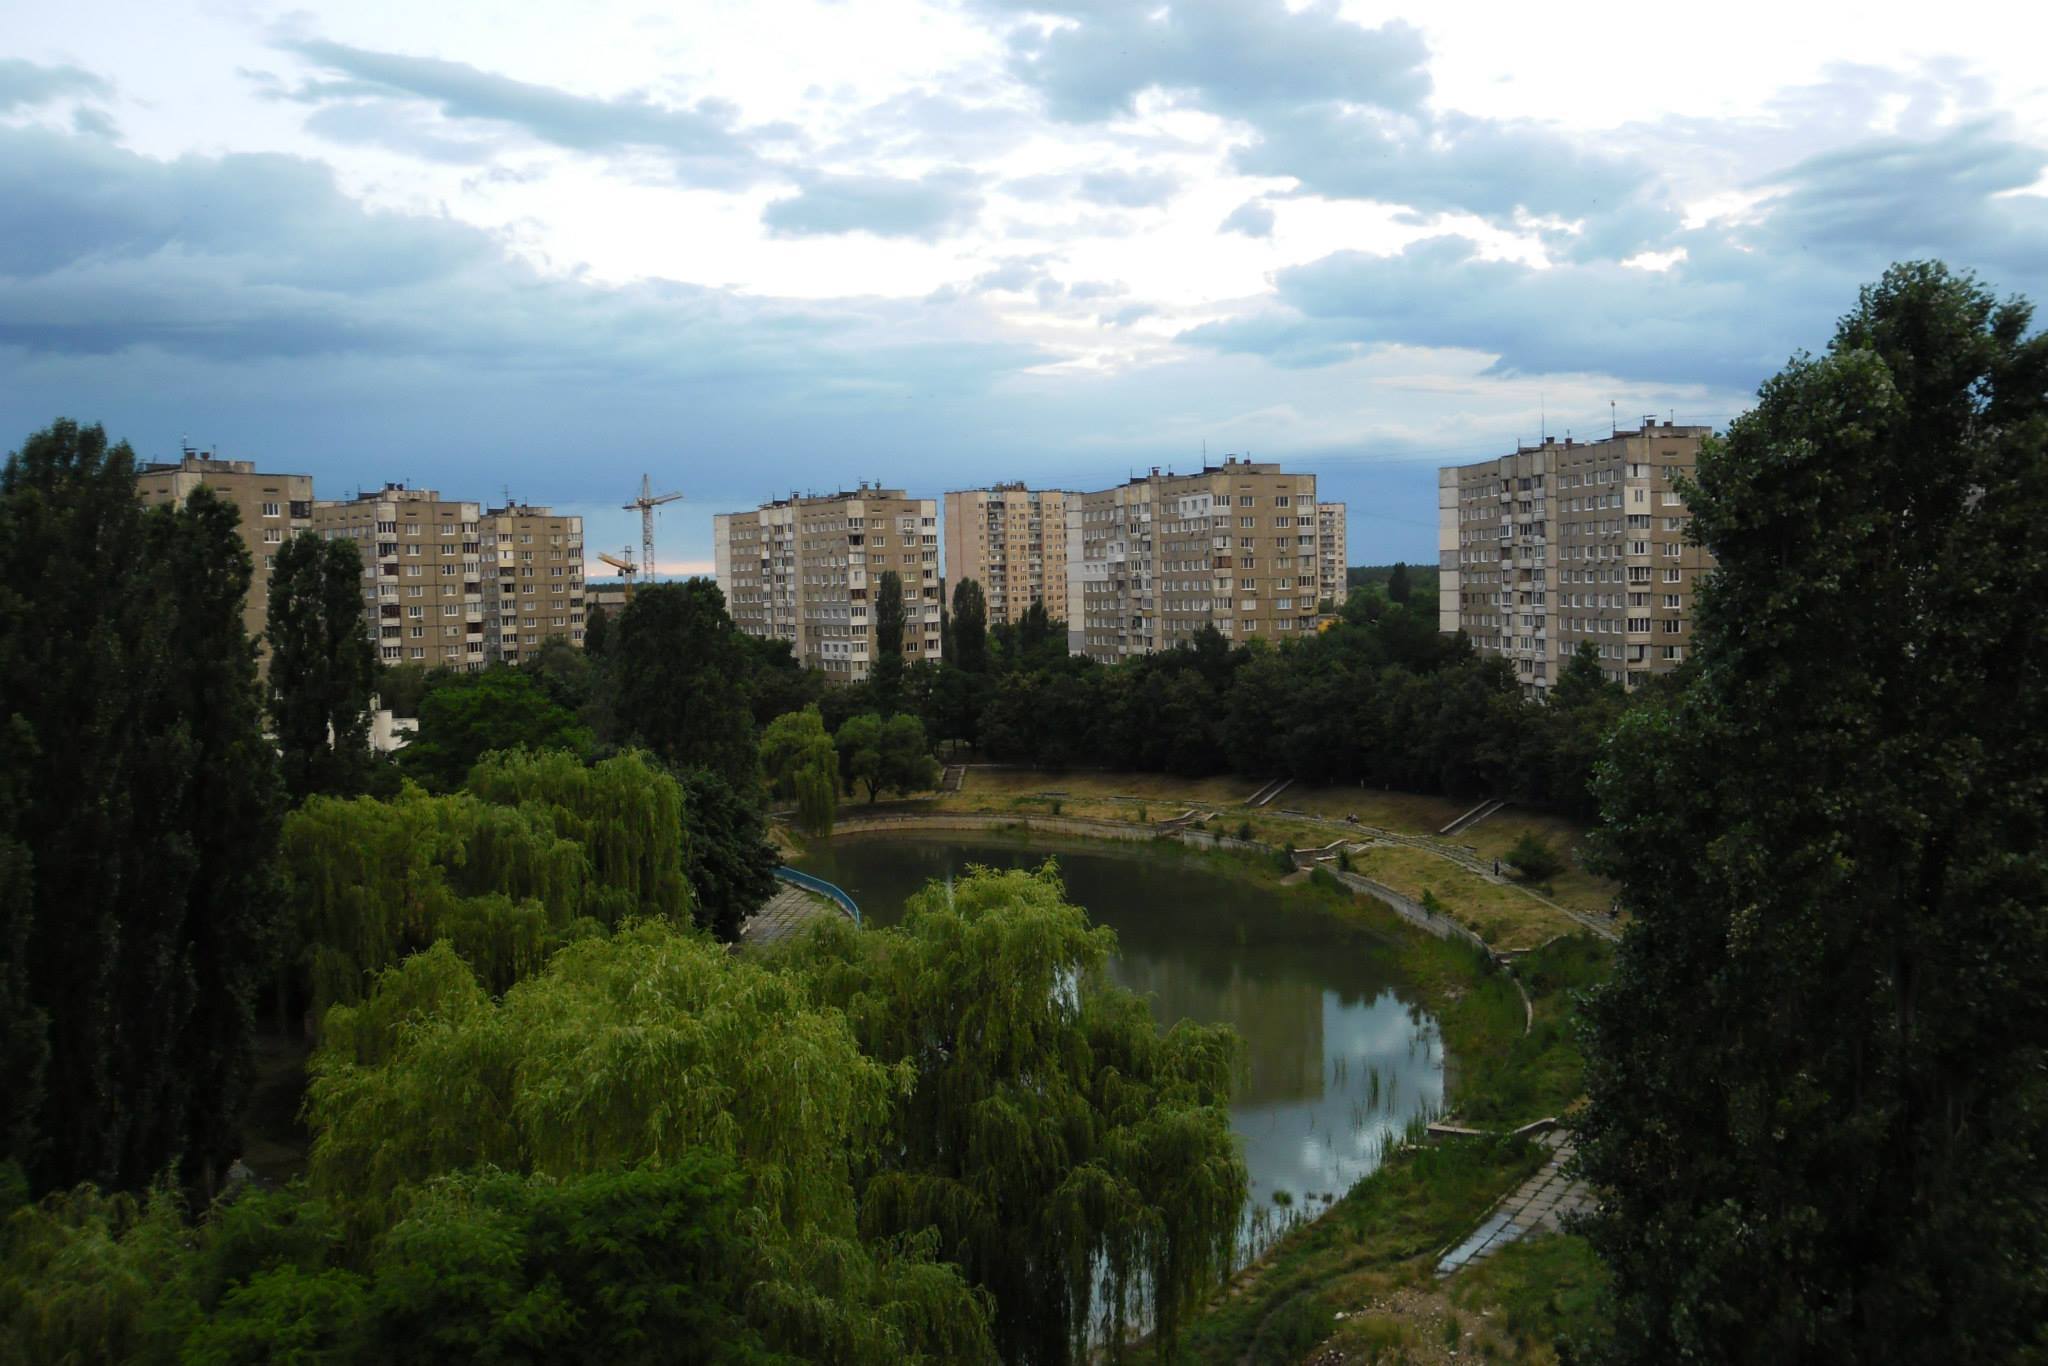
[
  {"left": 1434, "top": 1129, "right": 1594, "bottom": 1277},
  {"left": 741, "top": 885, "right": 836, "bottom": 947}
]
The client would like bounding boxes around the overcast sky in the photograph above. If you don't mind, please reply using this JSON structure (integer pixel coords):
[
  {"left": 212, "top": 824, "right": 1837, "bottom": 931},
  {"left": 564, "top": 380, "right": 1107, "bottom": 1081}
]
[{"left": 5, "top": 0, "right": 2045, "bottom": 571}]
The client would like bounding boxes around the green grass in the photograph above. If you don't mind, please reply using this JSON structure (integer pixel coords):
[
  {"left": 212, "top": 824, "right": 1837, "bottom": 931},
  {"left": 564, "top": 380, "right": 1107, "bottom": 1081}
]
[
  {"left": 1178, "top": 1138, "right": 1547, "bottom": 1363},
  {"left": 1450, "top": 1234, "right": 1609, "bottom": 1362},
  {"left": 1350, "top": 844, "right": 1586, "bottom": 951}
]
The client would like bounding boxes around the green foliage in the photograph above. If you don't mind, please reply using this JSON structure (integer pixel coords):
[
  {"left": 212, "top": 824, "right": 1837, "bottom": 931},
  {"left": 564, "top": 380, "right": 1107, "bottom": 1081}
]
[
  {"left": 371, "top": 662, "right": 432, "bottom": 719},
  {"left": 871, "top": 571, "right": 907, "bottom": 717},
  {"left": 305, "top": 925, "right": 891, "bottom": 1236},
  {"left": 580, "top": 601, "right": 609, "bottom": 657},
  {"left": 280, "top": 750, "right": 692, "bottom": 1025},
  {"left": 790, "top": 865, "right": 1247, "bottom": 1362},
  {"left": 949, "top": 578, "right": 989, "bottom": 673},
  {"left": 1503, "top": 832, "right": 1565, "bottom": 883},
  {"left": 673, "top": 767, "right": 780, "bottom": 942},
  {"left": 607, "top": 581, "right": 759, "bottom": 791},
  {"left": 764, "top": 705, "right": 842, "bottom": 836},
  {"left": 1182, "top": 1138, "right": 1543, "bottom": 1364},
  {"left": 267, "top": 531, "right": 377, "bottom": 803},
  {"left": 1385, "top": 560, "right": 1411, "bottom": 604},
  {"left": 761, "top": 705, "right": 837, "bottom": 800},
  {"left": 1, "top": 421, "right": 283, "bottom": 1193},
  {"left": 1578, "top": 263, "right": 2048, "bottom": 1363},
  {"left": 1, "top": 1161, "right": 990, "bottom": 1365},
  {"left": 834, "top": 712, "right": 938, "bottom": 802},
  {"left": 396, "top": 667, "right": 593, "bottom": 790},
  {"left": 1448, "top": 1234, "right": 1608, "bottom": 1360}
]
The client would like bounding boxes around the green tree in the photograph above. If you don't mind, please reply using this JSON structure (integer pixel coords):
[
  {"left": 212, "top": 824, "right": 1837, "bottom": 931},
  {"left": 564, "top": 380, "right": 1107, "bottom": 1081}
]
[
  {"left": 835, "top": 713, "right": 883, "bottom": 800},
  {"left": 1577, "top": 263, "right": 2048, "bottom": 1363},
  {"left": 674, "top": 767, "right": 780, "bottom": 943},
  {"left": 581, "top": 601, "right": 609, "bottom": 658},
  {"left": 1, "top": 422, "right": 282, "bottom": 1193},
  {"left": 1503, "top": 832, "right": 1564, "bottom": 883},
  {"left": 282, "top": 750, "right": 693, "bottom": 1026},
  {"left": 607, "top": 582, "right": 759, "bottom": 791},
  {"left": 303, "top": 926, "right": 996, "bottom": 1360},
  {"left": 1540, "top": 642, "right": 1627, "bottom": 818},
  {"left": 520, "top": 635, "right": 596, "bottom": 715},
  {"left": 267, "top": 530, "right": 377, "bottom": 802},
  {"left": 762, "top": 706, "right": 839, "bottom": 835},
  {"left": 397, "top": 667, "right": 593, "bottom": 790},
  {"left": 871, "top": 570, "right": 906, "bottom": 716},
  {"left": 737, "top": 633, "right": 822, "bottom": 729},
  {"left": 950, "top": 578, "right": 989, "bottom": 673},
  {"left": 834, "top": 713, "right": 937, "bottom": 802},
  {"left": 792, "top": 865, "right": 1246, "bottom": 1362},
  {"left": 1386, "top": 560, "right": 1411, "bottom": 604},
  {"left": 373, "top": 662, "right": 433, "bottom": 718}
]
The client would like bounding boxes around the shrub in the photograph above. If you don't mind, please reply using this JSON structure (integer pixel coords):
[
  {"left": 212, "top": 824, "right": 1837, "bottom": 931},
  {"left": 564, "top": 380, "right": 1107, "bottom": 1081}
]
[{"left": 1505, "top": 832, "right": 1566, "bottom": 883}]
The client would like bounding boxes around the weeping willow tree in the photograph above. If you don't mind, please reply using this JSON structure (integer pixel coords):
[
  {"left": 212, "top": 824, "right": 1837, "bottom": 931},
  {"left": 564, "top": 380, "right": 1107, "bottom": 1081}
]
[
  {"left": 790, "top": 864, "right": 1247, "bottom": 1363},
  {"left": 302, "top": 925, "right": 995, "bottom": 1361},
  {"left": 279, "top": 749, "right": 693, "bottom": 1027},
  {"left": 762, "top": 706, "right": 839, "bottom": 836}
]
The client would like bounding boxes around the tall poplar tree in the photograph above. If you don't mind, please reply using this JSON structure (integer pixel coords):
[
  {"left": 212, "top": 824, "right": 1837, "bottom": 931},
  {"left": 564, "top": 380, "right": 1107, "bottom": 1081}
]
[
  {"left": 871, "top": 569, "right": 906, "bottom": 716},
  {"left": 607, "top": 581, "right": 758, "bottom": 791},
  {"left": 1578, "top": 263, "right": 2048, "bottom": 1363},
  {"left": 950, "top": 577, "right": 988, "bottom": 673},
  {"left": 267, "top": 531, "right": 375, "bottom": 802},
  {"left": 1, "top": 420, "right": 281, "bottom": 1192}
]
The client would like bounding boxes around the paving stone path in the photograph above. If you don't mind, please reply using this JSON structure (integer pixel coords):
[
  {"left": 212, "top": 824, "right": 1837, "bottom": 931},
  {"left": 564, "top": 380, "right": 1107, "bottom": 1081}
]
[
  {"left": 741, "top": 885, "right": 835, "bottom": 947},
  {"left": 1434, "top": 1129, "right": 1595, "bottom": 1277}
]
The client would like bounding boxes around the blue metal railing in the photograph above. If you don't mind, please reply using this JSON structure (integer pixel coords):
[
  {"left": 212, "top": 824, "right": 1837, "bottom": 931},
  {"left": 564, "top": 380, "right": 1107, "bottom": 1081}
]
[{"left": 774, "top": 866, "right": 861, "bottom": 926}]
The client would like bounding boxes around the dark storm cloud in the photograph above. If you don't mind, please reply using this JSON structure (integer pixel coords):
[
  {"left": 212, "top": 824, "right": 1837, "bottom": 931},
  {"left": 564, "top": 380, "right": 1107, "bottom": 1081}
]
[
  {"left": 1748, "top": 121, "right": 2048, "bottom": 279},
  {"left": 0, "top": 124, "right": 1044, "bottom": 398},
  {"left": 278, "top": 38, "right": 784, "bottom": 185},
  {"left": 990, "top": 0, "right": 1430, "bottom": 123},
  {"left": 762, "top": 169, "right": 983, "bottom": 240},
  {"left": 1181, "top": 119, "right": 2048, "bottom": 390},
  {"left": 0, "top": 58, "right": 111, "bottom": 110}
]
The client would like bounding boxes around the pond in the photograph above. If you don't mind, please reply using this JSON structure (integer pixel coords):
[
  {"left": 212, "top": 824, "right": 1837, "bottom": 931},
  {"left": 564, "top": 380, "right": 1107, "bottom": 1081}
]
[{"left": 791, "top": 833, "right": 1445, "bottom": 1247}]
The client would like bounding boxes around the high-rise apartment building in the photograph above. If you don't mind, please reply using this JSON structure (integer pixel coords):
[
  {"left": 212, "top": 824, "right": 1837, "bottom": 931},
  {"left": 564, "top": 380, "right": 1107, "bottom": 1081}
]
[
  {"left": 942, "top": 483, "right": 1068, "bottom": 624},
  {"left": 479, "top": 503, "right": 586, "bottom": 665},
  {"left": 1438, "top": 421, "right": 1712, "bottom": 692},
  {"left": 714, "top": 485, "right": 942, "bottom": 679},
  {"left": 1315, "top": 501, "right": 1349, "bottom": 609},
  {"left": 1065, "top": 458, "right": 1327, "bottom": 663},
  {"left": 312, "top": 486, "right": 487, "bottom": 671},
  {"left": 135, "top": 446, "right": 313, "bottom": 664}
]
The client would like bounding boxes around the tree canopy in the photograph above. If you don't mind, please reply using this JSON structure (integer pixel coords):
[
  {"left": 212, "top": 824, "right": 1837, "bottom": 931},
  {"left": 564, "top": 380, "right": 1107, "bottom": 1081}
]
[
  {"left": 280, "top": 750, "right": 692, "bottom": 1026},
  {"left": 606, "top": 581, "right": 759, "bottom": 791},
  {"left": 950, "top": 578, "right": 989, "bottom": 674},
  {"left": 835, "top": 712, "right": 939, "bottom": 802},
  {"left": 789, "top": 864, "right": 1246, "bottom": 1362},
  {"left": 1577, "top": 263, "right": 2048, "bottom": 1363},
  {"left": 1, "top": 421, "right": 282, "bottom": 1194},
  {"left": 396, "top": 666, "right": 593, "bottom": 790},
  {"left": 267, "top": 530, "right": 377, "bottom": 802}
]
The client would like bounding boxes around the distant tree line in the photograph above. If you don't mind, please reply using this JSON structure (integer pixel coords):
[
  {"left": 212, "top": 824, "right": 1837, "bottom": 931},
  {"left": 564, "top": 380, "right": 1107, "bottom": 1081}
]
[{"left": 776, "top": 571, "right": 1636, "bottom": 819}]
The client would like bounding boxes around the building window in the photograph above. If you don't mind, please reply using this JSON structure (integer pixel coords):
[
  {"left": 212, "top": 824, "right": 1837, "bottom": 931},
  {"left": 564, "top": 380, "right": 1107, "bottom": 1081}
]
[{"left": 261, "top": 502, "right": 281, "bottom": 518}]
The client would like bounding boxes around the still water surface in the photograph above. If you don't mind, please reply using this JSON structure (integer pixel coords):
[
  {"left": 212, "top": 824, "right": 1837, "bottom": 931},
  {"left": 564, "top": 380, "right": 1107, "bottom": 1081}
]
[{"left": 793, "top": 835, "right": 1445, "bottom": 1234}]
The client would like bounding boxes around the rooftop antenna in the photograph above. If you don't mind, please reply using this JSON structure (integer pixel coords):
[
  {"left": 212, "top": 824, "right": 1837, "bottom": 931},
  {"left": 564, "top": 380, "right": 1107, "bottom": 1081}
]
[
  {"left": 623, "top": 474, "right": 682, "bottom": 585},
  {"left": 1611, "top": 400, "right": 1617, "bottom": 438},
  {"left": 1540, "top": 392, "right": 1547, "bottom": 441}
]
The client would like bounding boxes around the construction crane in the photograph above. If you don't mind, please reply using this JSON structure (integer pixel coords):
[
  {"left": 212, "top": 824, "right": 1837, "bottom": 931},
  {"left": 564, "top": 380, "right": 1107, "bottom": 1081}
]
[
  {"left": 596, "top": 546, "right": 638, "bottom": 600},
  {"left": 623, "top": 475, "right": 682, "bottom": 586}
]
